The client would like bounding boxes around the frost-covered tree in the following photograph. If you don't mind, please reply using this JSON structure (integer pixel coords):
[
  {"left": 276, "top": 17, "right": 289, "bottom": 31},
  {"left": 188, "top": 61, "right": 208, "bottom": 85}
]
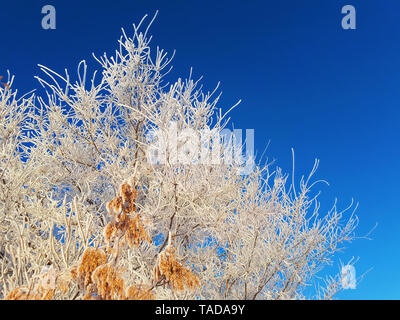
[{"left": 0, "top": 14, "right": 358, "bottom": 300}]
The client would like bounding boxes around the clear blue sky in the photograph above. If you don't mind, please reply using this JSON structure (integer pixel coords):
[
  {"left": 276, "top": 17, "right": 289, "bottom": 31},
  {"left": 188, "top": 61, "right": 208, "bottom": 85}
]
[{"left": 1, "top": 0, "right": 399, "bottom": 299}]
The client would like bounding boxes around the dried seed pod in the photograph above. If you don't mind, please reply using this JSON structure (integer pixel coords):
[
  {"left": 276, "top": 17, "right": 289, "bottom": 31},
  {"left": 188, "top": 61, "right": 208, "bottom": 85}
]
[{"left": 155, "top": 245, "right": 200, "bottom": 292}]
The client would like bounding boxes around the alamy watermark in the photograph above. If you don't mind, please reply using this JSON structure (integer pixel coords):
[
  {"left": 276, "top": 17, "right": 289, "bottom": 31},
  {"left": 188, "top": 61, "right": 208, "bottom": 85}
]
[
  {"left": 41, "top": 5, "right": 56, "bottom": 30},
  {"left": 145, "top": 122, "right": 255, "bottom": 175},
  {"left": 341, "top": 264, "right": 356, "bottom": 289},
  {"left": 342, "top": 5, "right": 356, "bottom": 30},
  {"left": 40, "top": 5, "right": 356, "bottom": 31}
]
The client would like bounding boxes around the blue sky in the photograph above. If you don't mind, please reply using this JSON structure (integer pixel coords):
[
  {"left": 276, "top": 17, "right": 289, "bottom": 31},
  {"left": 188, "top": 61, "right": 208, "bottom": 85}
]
[{"left": 1, "top": 0, "right": 399, "bottom": 299}]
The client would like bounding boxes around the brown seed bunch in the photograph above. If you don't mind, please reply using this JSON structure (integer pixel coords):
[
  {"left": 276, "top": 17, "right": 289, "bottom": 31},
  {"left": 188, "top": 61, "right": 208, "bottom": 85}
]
[
  {"left": 154, "top": 245, "right": 200, "bottom": 292},
  {"left": 125, "top": 284, "right": 154, "bottom": 300},
  {"left": 5, "top": 288, "right": 25, "bottom": 300},
  {"left": 6, "top": 266, "right": 57, "bottom": 300},
  {"left": 120, "top": 183, "right": 136, "bottom": 213},
  {"left": 91, "top": 263, "right": 125, "bottom": 300},
  {"left": 103, "top": 214, "right": 150, "bottom": 249},
  {"left": 123, "top": 213, "right": 151, "bottom": 249},
  {"left": 77, "top": 247, "right": 108, "bottom": 287},
  {"left": 104, "top": 221, "right": 119, "bottom": 245},
  {"left": 106, "top": 196, "right": 123, "bottom": 217},
  {"left": 106, "top": 181, "right": 137, "bottom": 219},
  {"left": 5, "top": 287, "right": 55, "bottom": 300},
  {"left": 104, "top": 181, "right": 151, "bottom": 250}
]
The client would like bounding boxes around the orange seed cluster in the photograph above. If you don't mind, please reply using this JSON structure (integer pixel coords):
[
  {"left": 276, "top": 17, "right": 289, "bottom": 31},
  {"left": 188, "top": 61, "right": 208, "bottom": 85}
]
[
  {"left": 154, "top": 245, "right": 200, "bottom": 292},
  {"left": 76, "top": 247, "right": 107, "bottom": 287},
  {"left": 125, "top": 284, "right": 154, "bottom": 300},
  {"left": 105, "top": 182, "right": 150, "bottom": 249},
  {"left": 91, "top": 263, "right": 125, "bottom": 300},
  {"left": 5, "top": 266, "right": 56, "bottom": 300}
]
